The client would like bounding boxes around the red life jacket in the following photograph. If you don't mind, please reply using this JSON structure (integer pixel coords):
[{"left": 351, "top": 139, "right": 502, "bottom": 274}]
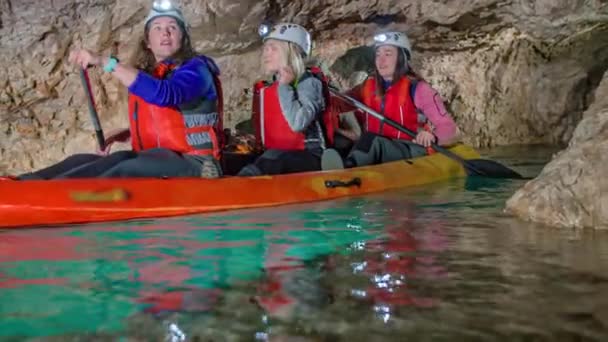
[
  {"left": 127, "top": 56, "right": 224, "bottom": 159},
  {"left": 251, "top": 67, "right": 338, "bottom": 151},
  {"left": 360, "top": 76, "right": 422, "bottom": 141}
]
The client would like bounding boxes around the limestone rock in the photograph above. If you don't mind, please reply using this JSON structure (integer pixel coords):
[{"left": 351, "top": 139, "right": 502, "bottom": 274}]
[{"left": 505, "top": 70, "right": 608, "bottom": 229}]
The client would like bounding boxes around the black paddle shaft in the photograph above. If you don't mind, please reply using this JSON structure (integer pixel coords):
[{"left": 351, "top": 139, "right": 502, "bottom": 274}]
[
  {"left": 330, "top": 89, "right": 526, "bottom": 179},
  {"left": 79, "top": 69, "right": 106, "bottom": 150}
]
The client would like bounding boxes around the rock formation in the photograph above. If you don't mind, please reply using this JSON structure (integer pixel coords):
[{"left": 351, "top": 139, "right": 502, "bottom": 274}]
[{"left": 506, "top": 70, "right": 608, "bottom": 229}]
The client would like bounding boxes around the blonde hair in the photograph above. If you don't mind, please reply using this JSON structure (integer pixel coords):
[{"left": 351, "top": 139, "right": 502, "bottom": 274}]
[
  {"left": 286, "top": 42, "right": 306, "bottom": 81},
  {"left": 264, "top": 39, "right": 307, "bottom": 82}
]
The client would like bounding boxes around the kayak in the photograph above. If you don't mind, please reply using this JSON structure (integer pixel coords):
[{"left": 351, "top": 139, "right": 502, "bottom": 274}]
[{"left": 0, "top": 144, "right": 479, "bottom": 229}]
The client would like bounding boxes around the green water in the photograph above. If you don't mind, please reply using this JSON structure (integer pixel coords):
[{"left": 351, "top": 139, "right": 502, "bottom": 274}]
[{"left": 2, "top": 145, "right": 608, "bottom": 341}]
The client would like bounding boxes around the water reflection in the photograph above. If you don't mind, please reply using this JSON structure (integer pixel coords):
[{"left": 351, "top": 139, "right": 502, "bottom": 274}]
[
  {"left": 0, "top": 199, "right": 384, "bottom": 339},
  {"left": 2, "top": 145, "right": 608, "bottom": 340}
]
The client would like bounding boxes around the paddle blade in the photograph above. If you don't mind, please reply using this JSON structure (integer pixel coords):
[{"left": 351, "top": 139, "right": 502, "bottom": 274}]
[{"left": 463, "top": 159, "right": 527, "bottom": 179}]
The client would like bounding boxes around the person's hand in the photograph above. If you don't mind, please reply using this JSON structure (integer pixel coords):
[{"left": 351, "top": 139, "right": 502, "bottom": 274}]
[
  {"left": 278, "top": 66, "right": 295, "bottom": 85},
  {"left": 68, "top": 48, "right": 102, "bottom": 69},
  {"left": 414, "top": 131, "right": 436, "bottom": 147},
  {"left": 95, "top": 128, "right": 131, "bottom": 156},
  {"left": 95, "top": 142, "right": 113, "bottom": 156}
]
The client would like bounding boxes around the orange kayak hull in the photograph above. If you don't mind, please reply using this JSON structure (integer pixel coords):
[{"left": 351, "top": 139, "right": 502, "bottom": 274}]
[{"left": 0, "top": 144, "right": 480, "bottom": 228}]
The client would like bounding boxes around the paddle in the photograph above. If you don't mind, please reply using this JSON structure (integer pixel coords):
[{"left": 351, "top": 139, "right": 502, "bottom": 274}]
[
  {"left": 79, "top": 68, "right": 106, "bottom": 151},
  {"left": 329, "top": 89, "right": 526, "bottom": 179}
]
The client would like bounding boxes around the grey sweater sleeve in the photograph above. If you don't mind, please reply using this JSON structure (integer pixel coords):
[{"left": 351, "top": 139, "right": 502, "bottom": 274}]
[{"left": 277, "top": 76, "right": 325, "bottom": 132}]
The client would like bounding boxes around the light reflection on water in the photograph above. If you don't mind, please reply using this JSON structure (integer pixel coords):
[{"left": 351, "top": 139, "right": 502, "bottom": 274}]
[{"left": 2, "top": 145, "right": 608, "bottom": 341}]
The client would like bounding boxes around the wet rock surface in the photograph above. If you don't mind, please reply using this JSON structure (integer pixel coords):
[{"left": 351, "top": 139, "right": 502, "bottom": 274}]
[{"left": 506, "top": 70, "right": 608, "bottom": 229}]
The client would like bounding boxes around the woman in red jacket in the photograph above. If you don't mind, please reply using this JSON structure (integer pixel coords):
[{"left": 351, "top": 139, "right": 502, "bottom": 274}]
[{"left": 325, "top": 31, "right": 460, "bottom": 169}]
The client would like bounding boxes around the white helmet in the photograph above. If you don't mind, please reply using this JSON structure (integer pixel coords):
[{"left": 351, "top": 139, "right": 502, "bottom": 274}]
[
  {"left": 373, "top": 31, "right": 412, "bottom": 60},
  {"left": 145, "top": 0, "right": 187, "bottom": 29},
  {"left": 259, "top": 23, "right": 312, "bottom": 57}
]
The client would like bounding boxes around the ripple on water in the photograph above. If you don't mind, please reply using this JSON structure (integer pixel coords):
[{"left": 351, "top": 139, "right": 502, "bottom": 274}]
[{"left": 2, "top": 145, "right": 608, "bottom": 341}]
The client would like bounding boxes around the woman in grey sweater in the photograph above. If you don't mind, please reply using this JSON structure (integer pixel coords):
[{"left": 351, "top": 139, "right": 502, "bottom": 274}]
[{"left": 238, "top": 23, "right": 333, "bottom": 176}]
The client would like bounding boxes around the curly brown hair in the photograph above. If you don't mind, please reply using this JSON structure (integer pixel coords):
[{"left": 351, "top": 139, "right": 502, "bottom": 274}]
[{"left": 129, "top": 22, "right": 198, "bottom": 73}]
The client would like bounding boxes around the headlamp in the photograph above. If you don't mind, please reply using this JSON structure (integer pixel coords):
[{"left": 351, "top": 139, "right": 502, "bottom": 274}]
[
  {"left": 374, "top": 33, "right": 388, "bottom": 43},
  {"left": 258, "top": 24, "right": 270, "bottom": 37},
  {"left": 153, "top": 0, "right": 174, "bottom": 12}
]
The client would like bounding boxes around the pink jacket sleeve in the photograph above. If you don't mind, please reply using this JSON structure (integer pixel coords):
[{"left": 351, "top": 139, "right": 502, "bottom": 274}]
[{"left": 413, "top": 81, "right": 459, "bottom": 145}]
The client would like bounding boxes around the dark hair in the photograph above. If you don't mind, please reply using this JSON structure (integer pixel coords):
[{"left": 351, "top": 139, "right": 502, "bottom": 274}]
[
  {"left": 130, "top": 20, "right": 198, "bottom": 73},
  {"left": 373, "top": 46, "right": 421, "bottom": 96}
]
